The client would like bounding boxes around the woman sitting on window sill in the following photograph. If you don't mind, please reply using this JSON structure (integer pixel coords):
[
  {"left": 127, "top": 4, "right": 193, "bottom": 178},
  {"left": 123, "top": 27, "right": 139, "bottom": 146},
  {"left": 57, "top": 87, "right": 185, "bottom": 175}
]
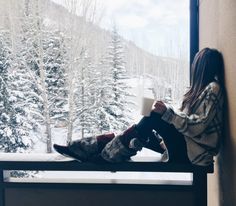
[{"left": 54, "top": 48, "right": 225, "bottom": 167}]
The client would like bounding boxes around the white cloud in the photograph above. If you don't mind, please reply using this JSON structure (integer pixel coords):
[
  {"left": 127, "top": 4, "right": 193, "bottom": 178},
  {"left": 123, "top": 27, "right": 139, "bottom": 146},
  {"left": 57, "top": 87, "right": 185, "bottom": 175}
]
[
  {"left": 117, "top": 15, "right": 148, "bottom": 29},
  {"left": 100, "top": 0, "right": 189, "bottom": 29},
  {"left": 100, "top": 0, "right": 153, "bottom": 11},
  {"left": 52, "top": 0, "right": 189, "bottom": 57},
  {"left": 147, "top": 7, "right": 179, "bottom": 26}
]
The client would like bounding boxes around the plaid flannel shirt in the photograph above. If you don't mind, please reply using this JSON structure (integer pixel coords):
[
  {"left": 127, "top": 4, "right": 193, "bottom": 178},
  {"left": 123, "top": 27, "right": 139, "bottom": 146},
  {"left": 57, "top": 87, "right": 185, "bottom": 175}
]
[{"left": 162, "top": 81, "right": 224, "bottom": 166}]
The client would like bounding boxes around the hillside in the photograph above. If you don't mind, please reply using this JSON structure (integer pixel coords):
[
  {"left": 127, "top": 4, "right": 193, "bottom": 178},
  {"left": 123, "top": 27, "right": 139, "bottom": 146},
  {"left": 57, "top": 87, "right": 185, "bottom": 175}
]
[{"left": 0, "top": 0, "right": 189, "bottom": 99}]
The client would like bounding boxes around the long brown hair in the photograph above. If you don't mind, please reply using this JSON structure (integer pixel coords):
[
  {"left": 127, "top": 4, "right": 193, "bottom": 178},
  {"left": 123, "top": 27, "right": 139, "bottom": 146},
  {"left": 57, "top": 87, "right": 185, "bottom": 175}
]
[{"left": 180, "top": 48, "right": 224, "bottom": 113}]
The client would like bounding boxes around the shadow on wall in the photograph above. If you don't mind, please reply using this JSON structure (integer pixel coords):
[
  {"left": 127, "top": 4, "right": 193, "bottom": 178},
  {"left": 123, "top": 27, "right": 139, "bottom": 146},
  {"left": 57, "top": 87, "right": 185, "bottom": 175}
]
[{"left": 218, "top": 86, "right": 236, "bottom": 206}]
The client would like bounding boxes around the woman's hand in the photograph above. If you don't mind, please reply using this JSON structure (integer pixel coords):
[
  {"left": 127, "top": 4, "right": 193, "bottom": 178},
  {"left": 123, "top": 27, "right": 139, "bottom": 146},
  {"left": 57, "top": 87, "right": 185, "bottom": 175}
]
[{"left": 153, "top": 101, "right": 167, "bottom": 115}]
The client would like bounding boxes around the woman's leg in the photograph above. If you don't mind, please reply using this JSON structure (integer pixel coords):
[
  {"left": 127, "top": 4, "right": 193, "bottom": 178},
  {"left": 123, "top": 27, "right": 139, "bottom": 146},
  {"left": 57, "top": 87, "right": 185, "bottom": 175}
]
[
  {"left": 54, "top": 112, "right": 189, "bottom": 163},
  {"left": 136, "top": 112, "right": 190, "bottom": 164}
]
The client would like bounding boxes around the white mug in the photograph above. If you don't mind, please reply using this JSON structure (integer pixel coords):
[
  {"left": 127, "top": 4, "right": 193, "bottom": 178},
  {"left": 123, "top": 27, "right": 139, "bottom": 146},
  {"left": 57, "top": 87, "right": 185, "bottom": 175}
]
[{"left": 141, "top": 97, "right": 154, "bottom": 117}]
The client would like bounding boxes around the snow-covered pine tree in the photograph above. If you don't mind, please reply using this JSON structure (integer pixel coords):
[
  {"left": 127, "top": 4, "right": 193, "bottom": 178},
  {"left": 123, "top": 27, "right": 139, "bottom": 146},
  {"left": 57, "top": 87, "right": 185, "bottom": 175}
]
[
  {"left": 72, "top": 51, "right": 99, "bottom": 138},
  {"left": 0, "top": 0, "right": 70, "bottom": 155},
  {"left": 16, "top": 0, "right": 68, "bottom": 152},
  {"left": 5, "top": 2, "right": 43, "bottom": 149},
  {"left": 64, "top": 0, "right": 101, "bottom": 142},
  {"left": 9, "top": 63, "right": 39, "bottom": 146},
  {"left": 7, "top": 3, "right": 51, "bottom": 152},
  {"left": 43, "top": 30, "right": 69, "bottom": 127},
  {"left": 92, "top": 57, "right": 117, "bottom": 133},
  {"left": 82, "top": 62, "right": 102, "bottom": 135},
  {"left": 9, "top": 1, "right": 69, "bottom": 152},
  {"left": 103, "top": 25, "right": 134, "bottom": 132},
  {"left": 0, "top": 31, "right": 29, "bottom": 152},
  {"left": 2, "top": 1, "right": 46, "bottom": 150}
]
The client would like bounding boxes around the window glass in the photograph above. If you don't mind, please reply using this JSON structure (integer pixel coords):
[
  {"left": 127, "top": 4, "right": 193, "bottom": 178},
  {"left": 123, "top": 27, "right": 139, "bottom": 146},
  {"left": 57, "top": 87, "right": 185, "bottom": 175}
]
[{"left": 0, "top": 0, "right": 189, "bottom": 156}]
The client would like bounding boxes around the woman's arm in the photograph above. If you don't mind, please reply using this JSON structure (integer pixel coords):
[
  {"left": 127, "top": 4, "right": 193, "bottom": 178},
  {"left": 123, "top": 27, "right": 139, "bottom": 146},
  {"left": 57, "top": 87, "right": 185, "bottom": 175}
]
[{"left": 161, "top": 82, "right": 223, "bottom": 138}]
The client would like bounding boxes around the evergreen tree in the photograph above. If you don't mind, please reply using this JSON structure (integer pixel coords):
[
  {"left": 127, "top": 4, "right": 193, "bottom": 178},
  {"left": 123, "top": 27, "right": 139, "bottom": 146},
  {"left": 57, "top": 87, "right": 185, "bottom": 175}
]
[
  {"left": 0, "top": 1, "right": 69, "bottom": 153},
  {"left": 9, "top": 54, "right": 41, "bottom": 145},
  {"left": 103, "top": 26, "right": 134, "bottom": 132},
  {"left": 73, "top": 51, "right": 100, "bottom": 138},
  {"left": 0, "top": 32, "right": 29, "bottom": 152},
  {"left": 17, "top": 4, "right": 68, "bottom": 151},
  {"left": 93, "top": 57, "right": 117, "bottom": 133},
  {"left": 16, "top": 5, "right": 46, "bottom": 139},
  {"left": 43, "top": 31, "right": 69, "bottom": 126}
]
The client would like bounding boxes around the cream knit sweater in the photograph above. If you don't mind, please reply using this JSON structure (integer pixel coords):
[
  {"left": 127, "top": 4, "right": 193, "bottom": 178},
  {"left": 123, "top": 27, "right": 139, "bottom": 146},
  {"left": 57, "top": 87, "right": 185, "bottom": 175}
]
[{"left": 162, "top": 81, "right": 224, "bottom": 166}]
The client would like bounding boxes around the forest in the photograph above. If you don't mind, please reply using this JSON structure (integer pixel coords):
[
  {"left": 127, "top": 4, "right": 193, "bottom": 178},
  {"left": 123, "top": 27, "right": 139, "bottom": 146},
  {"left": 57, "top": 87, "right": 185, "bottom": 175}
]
[{"left": 0, "top": 0, "right": 189, "bottom": 154}]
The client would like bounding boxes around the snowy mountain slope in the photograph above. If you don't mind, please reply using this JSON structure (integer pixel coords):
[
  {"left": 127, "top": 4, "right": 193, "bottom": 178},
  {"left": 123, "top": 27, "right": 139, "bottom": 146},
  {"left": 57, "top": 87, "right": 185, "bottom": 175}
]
[
  {"left": 0, "top": 0, "right": 188, "bottom": 88},
  {"left": 41, "top": 0, "right": 188, "bottom": 78}
]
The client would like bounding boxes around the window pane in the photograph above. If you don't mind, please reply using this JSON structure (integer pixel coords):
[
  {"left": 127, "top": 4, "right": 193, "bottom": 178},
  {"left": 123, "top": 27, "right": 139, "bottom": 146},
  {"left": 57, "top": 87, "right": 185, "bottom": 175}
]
[{"left": 0, "top": 0, "right": 189, "bottom": 154}]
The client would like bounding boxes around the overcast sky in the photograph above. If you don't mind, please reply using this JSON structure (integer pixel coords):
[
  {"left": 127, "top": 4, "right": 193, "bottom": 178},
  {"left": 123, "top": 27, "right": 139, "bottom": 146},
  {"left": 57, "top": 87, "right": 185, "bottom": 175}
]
[
  {"left": 99, "top": 0, "right": 189, "bottom": 58},
  {"left": 54, "top": 0, "right": 189, "bottom": 58}
]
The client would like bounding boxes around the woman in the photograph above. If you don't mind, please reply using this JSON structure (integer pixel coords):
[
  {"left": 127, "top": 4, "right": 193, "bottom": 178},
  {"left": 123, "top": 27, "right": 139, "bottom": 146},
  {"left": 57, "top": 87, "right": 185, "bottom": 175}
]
[{"left": 54, "top": 48, "right": 225, "bottom": 166}]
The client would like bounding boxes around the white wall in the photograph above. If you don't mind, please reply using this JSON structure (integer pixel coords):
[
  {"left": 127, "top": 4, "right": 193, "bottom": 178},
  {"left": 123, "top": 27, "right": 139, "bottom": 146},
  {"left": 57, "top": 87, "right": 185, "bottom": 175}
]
[{"left": 199, "top": 0, "right": 236, "bottom": 205}]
